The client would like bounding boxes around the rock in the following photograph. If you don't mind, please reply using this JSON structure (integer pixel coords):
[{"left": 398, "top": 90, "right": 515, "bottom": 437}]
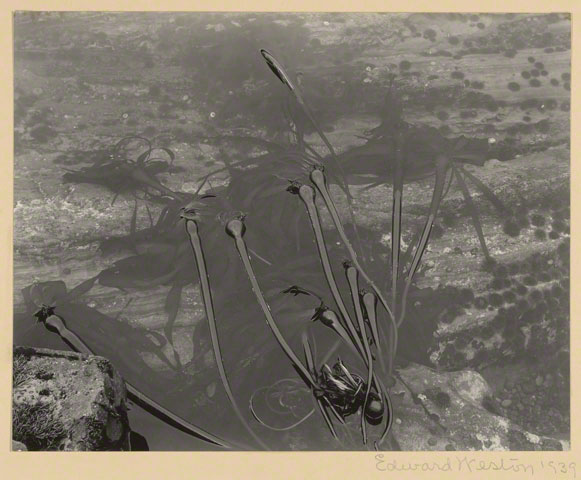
[
  {"left": 485, "top": 158, "right": 502, "bottom": 167},
  {"left": 391, "top": 363, "right": 567, "bottom": 451},
  {"left": 12, "top": 440, "right": 27, "bottom": 451},
  {"left": 522, "top": 381, "right": 536, "bottom": 394},
  {"left": 501, "top": 399, "right": 512, "bottom": 408},
  {"left": 544, "top": 375, "right": 553, "bottom": 388},
  {"left": 12, "top": 346, "right": 130, "bottom": 451},
  {"left": 356, "top": 146, "right": 570, "bottom": 373}
]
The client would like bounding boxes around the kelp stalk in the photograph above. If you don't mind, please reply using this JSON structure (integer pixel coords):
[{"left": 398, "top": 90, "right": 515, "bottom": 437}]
[
  {"left": 260, "top": 49, "right": 365, "bottom": 258},
  {"left": 260, "top": 49, "right": 350, "bottom": 200},
  {"left": 295, "top": 185, "right": 366, "bottom": 358},
  {"left": 362, "top": 291, "right": 387, "bottom": 375},
  {"left": 456, "top": 163, "right": 509, "bottom": 216},
  {"left": 391, "top": 133, "right": 404, "bottom": 318},
  {"left": 314, "top": 307, "right": 360, "bottom": 359},
  {"left": 302, "top": 333, "right": 340, "bottom": 439},
  {"left": 226, "top": 219, "right": 317, "bottom": 388},
  {"left": 183, "top": 212, "right": 269, "bottom": 450},
  {"left": 374, "top": 374, "right": 395, "bottom": 449},
  {"left": 397, "top": 155, "right": 449, "bottom": 329},
  {"left": 309, "top": 168, "right": 398, "bottom": 368},
  {"left": 228, "top": 219, "right": 346, "bottom": 438},
  {"left": 345, "top": 265, "right": 374, "bottom": 444},
  {"left": 386, "top": 132, "right": 405, "bottom": 377},
  {"left": 451, "top": 165, "right": 491, "bottom": 259},
  {"left": 41, "top": 314, "right": 234, "bottom": 449}
]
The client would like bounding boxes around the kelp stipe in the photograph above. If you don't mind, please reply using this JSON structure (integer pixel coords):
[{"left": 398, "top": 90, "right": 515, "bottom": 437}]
[
  {"left": 397, "top": 154, "right": 449, "bottom": 329},
  {"left": 259, "top": 50, "right": 347, "bottom": 192},
  {"left": 374, "top": 374, "right": 395, "bottom": 448},
  {"left": 301, "top": 334, "right": 339, "bottom": 440},
  {"left": 225, "top": 218, "right": 317, "bottom": 388},
  {"left": 38, "top": 313, "right": 235, "bottom": 449},
  {"left": 391, "top": 132, "right": 405, "bottom": 320},
  {"left": 286, "top": 185, "right": 393, "bottom": 445},
  {"left": 310, "top": 304, "right": 359, "bottom": 358},
  {"left": 362, "top": 291, "right": 383, "bottom": 372},
  {"left": 290, "top": 183, "right": 366, "bottom": 358},
  {"left": 260, "top": 49, "right": 365, "bottom": 261},
  {"left": 226, "top": 217, "right": 350, "bottom": 439},
  {"left": 452, "top": 164, "right": 491, "bottom": 259},
  {"left": 309, "top": 166, "right": 397, "bottom": 374},
  {"left": 456, "top": 164, "right": 509, "bottom": 215},
  {"left": 345, "top": 264, "right": 374, "bottom": 444},
  {"left": 182, "top": 209, "right": 269, "bottom": 450},
  {"left": 249, "top": 384, "right": 315, "bottom": 432}
]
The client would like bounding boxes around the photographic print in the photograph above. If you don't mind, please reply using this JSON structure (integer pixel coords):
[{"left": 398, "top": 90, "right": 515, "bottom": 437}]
[{"left": 12, "top": 11, "right": 570, "bottom": 451}]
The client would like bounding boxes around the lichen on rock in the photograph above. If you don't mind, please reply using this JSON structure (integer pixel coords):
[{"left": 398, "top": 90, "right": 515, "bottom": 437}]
[{"left": 12, "top": 346, "right": 130, "bottom": 451}]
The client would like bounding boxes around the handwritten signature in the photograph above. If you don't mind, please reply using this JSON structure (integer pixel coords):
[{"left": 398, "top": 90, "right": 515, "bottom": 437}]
[{"left": 375, "top": 455, "right": 576, "bottom": 477}]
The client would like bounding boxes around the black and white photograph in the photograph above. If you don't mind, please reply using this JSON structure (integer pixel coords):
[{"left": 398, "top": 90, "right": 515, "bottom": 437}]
[{"left": 12, "top": 11, "right": 571, "bottom": 452}]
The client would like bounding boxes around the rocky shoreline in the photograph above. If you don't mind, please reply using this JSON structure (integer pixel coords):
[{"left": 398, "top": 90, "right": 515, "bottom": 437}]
[{"left": 13, "top": 345, "right": 568, "bottom": 451}]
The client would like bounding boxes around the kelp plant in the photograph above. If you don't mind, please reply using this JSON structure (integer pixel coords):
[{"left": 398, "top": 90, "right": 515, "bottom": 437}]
[
  {"left": 171, "top": 49, "right": 501, "bottom": 449},
  {"left": 31, "top": 48, "right": 511, "bottom": 450}
]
